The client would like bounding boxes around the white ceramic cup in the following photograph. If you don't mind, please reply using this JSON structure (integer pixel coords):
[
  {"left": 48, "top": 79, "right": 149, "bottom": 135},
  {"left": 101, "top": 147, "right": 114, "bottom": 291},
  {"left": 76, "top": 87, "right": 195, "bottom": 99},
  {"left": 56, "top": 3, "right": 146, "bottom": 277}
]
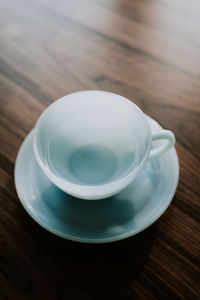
[{"left": 33, "top": 90, "right": 175, "bottom": 200}]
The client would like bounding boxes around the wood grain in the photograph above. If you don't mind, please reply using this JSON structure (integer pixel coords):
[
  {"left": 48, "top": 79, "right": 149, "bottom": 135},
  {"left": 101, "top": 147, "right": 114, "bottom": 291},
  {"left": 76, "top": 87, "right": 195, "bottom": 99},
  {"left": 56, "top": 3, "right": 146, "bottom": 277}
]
[{"left": 0, "top": 0, "right": 200, "bottom": 299}]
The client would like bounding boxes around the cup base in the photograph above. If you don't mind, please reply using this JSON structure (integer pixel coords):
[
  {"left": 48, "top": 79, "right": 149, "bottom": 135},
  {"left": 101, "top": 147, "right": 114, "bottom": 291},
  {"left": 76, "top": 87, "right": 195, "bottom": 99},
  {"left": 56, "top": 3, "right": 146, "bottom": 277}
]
[{"left": 68, "top": 144, "right": 117, "bottom": 185}]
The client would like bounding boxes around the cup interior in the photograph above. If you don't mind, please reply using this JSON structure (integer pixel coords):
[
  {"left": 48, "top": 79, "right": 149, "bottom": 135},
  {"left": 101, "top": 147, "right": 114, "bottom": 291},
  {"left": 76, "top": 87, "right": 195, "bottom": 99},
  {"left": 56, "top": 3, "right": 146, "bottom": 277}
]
[{"left": 34, "top": 91, "right": 151, "bottom": 186}]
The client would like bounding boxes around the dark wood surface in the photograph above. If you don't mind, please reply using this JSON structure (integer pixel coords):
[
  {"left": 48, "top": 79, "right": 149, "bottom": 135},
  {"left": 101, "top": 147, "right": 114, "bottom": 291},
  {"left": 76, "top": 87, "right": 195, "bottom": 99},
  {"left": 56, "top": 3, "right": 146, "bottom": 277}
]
[{"left": 0, "top": 0, "right": 200, "bottom": 299}]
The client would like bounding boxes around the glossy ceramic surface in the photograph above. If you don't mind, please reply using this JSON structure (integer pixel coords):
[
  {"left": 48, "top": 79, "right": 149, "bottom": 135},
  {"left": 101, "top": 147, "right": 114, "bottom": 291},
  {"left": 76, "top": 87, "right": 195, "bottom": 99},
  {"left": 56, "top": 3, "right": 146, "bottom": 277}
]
[
  {"left": 33, "top": 91, "right": 175, "bottom": 200},
  {"left": 15, "top": 116, "right": 179, "bottom": 243}
]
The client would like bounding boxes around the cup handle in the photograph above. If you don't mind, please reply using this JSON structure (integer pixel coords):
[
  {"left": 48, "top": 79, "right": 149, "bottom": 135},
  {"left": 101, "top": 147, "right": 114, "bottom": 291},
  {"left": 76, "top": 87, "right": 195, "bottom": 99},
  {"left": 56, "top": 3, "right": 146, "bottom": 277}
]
[{"left": 148, "top": 130, "right": 175, "bottom": 160}]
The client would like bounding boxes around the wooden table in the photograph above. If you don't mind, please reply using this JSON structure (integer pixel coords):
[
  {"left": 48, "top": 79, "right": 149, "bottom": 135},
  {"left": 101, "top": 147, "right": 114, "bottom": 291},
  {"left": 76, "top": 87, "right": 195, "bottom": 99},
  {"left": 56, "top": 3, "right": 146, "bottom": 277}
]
[{"left": 0, "top": 0, "right": 199, "bottom": 299}]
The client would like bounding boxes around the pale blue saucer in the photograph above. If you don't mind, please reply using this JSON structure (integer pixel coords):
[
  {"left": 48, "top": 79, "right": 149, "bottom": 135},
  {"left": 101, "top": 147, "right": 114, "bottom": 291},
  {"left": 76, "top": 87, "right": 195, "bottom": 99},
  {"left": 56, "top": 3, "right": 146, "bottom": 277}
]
[{"left": 14, "top": 116, "right": 179, "bottom": 243}]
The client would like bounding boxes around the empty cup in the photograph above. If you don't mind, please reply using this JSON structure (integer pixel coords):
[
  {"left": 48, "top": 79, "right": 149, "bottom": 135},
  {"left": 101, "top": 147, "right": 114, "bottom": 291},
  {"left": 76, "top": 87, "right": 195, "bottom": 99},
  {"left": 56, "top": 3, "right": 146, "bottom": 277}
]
[{"left": 33, "top": 90, "right": 175, "bottom": 200}]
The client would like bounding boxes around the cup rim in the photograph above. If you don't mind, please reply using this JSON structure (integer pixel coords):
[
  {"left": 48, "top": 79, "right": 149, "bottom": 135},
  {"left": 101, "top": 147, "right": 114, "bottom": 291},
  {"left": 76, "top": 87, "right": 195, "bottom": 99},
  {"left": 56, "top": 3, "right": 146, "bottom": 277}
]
[{"left": 33, "top": 90, "right": 152, "bottom": 193}]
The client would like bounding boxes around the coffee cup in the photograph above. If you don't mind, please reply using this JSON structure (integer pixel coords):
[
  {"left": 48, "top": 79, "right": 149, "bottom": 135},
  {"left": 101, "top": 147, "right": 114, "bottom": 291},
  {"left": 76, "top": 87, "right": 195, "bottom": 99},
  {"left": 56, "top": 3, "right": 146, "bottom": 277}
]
[{"left": 33, "top": 90, "right": 175, "bottom": 200}]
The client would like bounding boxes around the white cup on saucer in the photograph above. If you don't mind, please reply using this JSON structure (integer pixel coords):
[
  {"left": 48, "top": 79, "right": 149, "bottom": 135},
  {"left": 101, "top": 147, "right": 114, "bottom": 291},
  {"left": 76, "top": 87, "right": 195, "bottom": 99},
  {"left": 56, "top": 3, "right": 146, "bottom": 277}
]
[{"left": 33, "top": 90, "right": 175, "bottom": 200}]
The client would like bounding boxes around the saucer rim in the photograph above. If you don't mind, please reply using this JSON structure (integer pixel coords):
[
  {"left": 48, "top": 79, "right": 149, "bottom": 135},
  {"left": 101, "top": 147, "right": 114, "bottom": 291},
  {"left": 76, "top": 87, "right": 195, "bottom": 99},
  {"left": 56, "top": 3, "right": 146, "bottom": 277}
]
[{"left": 14, "top": 116, "right": 179, "bottom": 243}]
